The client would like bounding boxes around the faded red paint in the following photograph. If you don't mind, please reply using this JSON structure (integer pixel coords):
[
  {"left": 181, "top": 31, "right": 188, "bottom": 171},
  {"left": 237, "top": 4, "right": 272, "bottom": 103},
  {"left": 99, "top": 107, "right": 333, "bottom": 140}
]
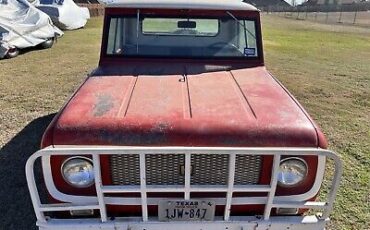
[
  {"left": 41, "top": 6, "right": 328, "bottom": 217},
  {"left": 52, "top": 67, "right": 319, "bottom": 147}
]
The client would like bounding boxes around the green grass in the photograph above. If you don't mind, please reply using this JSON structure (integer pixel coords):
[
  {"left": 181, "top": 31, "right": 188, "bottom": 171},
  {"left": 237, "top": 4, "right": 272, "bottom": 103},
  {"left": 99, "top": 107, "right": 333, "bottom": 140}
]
[
  {"left": 0, "top": 16, "right": 369, "bottom": 230},
  {"left": 262, "top": 16, "right": 370, "bottom": 230},
  {"left": 0, "top": 18, "right": 102, "bottom": 145}
]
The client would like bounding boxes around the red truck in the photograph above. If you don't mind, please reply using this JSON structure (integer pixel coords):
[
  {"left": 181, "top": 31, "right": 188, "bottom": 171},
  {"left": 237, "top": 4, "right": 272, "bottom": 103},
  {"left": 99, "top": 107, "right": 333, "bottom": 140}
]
[{"left": 26, "top": 0, "right": 343, "bottom": 229}]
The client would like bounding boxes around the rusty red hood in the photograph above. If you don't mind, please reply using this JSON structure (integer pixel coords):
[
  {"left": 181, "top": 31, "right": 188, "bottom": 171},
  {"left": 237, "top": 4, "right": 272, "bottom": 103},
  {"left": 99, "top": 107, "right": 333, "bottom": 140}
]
[{"left": 52, "top": 66, "right": 318, "bottom": 147}]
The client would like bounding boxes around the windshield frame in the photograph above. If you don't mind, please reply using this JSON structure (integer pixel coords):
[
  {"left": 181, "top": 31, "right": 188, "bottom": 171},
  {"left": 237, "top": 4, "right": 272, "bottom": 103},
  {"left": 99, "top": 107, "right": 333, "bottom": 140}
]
[{"left": 101, "top": 8, "right": 264, "bottom": 63}]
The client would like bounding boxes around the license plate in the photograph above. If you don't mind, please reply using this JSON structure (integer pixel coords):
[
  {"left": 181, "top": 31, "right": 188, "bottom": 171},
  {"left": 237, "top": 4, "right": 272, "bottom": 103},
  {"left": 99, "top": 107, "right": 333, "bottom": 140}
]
[{"left": 158, "top": 200, "right": 216, "bottom": 221}]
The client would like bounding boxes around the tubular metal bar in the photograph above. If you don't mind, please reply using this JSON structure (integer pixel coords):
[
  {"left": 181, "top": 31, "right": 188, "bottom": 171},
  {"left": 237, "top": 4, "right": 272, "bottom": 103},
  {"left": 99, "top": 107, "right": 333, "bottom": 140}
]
[
  {"left": 322, "top": 155, "right": 342, "bottom": 220},
  {"left": 26, "top": 155, "right": 46, "bottom": 223},
  {"left": 272, "top": 201, "right": 327, "bottom": 209},
  {"left": 184, "top": 153, "right": 191, "bottom": 200},
  {"left": 101, "top": 184, "right": 272, "bottom": 193},
  {"left": 224, "top": 153, "right": 236, "bottom": 221},
  {"left": 39, "top": 203, "right": 100, "bottom": 212},
  {"left": 92, "top": 155, "right": 108, "bottom": 222},
  {"left": 25, "top": 146, "right": 343, "bottom": 224},
  {"left": 263, "top": 154, "right": 281, "bottom": 220},
  {"left": 139, "top": 153, "right": 148, "bottom": 221}
]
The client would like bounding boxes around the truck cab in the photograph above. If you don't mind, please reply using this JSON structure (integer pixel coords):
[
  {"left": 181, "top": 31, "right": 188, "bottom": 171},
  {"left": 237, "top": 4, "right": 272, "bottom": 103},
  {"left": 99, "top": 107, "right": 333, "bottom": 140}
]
[{"left": 26, "top": 0, "right": 342, "bottom": 229}]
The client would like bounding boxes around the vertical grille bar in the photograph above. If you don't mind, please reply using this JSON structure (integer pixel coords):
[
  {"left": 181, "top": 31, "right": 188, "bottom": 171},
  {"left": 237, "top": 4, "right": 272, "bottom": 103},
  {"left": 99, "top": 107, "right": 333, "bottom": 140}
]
[
  {"left": 263, "top": 154, "right": 281, "bottom": 220},
  {"left": 139, "top": 153, "right": 148, "bottom": 221},
  {"left": 92, "top": 155, "right": 108, "bottom": 222},
  {"left": 184, "top": 153, "right": 191, "bottom": 200},
  {"left": 224, "top": 153, "right": 236, "bottom": 221}
]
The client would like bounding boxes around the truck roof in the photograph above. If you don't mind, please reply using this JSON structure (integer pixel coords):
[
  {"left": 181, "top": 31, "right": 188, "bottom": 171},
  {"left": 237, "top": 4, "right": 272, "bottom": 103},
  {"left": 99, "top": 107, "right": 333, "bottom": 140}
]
[{"left": 100, "top": 0, "right": 258, "bottom": 11}]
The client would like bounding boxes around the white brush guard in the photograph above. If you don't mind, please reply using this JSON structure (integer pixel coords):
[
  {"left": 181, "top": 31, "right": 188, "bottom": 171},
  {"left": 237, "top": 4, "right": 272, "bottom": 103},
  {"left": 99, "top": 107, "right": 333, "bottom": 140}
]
[{"left": 26, "top": 146, "right": 342, "bottom": 230}]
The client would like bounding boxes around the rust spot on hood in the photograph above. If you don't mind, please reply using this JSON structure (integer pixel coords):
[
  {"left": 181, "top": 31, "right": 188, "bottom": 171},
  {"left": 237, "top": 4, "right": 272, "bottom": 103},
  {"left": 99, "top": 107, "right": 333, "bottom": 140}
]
[{"left": 93, "top": 94, "right": 114, "bottom": 117}]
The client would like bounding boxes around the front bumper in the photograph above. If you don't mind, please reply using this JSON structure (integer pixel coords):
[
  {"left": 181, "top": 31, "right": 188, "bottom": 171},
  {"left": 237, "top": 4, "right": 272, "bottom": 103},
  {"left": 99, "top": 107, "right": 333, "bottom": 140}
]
[
  {"left": 38, "top": 216, "right": 327, "bottom": 230},
  {"left": 26, "top": 146, "right": 342, "bottom": 230}
]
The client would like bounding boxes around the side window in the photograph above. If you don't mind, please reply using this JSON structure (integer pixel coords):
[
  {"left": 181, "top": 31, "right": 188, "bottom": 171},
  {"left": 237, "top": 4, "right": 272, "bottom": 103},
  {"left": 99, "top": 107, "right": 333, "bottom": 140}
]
[
  {"left": 245, "top": 20, "right": 258, "bottom": 57},
  {"left": 237, "top": 20, "right": 258, "bottom": 57},
  {"left": 107, "top": 18, "right": 126, "bottom": 55}
]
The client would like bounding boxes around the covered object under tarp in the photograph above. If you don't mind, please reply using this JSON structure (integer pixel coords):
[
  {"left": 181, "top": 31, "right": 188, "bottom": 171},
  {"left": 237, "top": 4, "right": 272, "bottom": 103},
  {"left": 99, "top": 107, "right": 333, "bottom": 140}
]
[
  {"left": 35, "top": 0, "right": 90, "bottom": 30},
  {"left": 0, "top": 0, "right": 63, "bottom": 58}
]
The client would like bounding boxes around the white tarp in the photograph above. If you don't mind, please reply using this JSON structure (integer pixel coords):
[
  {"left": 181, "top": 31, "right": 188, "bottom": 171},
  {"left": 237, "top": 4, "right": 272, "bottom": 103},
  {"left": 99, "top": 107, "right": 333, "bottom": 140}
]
[
  {"left": 35, "top": 0, "right": 90, "bottom": 30},
  {"left": 0, "top": 0, "right": 63, "bottom": 58}
]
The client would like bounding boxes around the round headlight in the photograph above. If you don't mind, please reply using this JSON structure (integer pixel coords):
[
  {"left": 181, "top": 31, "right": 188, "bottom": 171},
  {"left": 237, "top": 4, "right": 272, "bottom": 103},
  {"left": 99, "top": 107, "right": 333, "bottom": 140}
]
[
  {"left": 61, "top": 157, "right": 94, "bottom": 188},
  {"left": 277, "top": 158, "right": 308, "bottom": 187}
]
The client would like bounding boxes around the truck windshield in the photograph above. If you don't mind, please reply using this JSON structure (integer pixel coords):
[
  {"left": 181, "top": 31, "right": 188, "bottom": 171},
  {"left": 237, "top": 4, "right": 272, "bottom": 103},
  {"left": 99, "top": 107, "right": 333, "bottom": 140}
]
[{"left": 106, "top": 12, "right": 259, "bottom": 59}]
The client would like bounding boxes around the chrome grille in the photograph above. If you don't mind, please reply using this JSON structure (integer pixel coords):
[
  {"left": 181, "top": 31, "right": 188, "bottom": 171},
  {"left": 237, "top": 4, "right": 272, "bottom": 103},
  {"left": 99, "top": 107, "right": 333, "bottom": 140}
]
[
  {"left": 110, "top": 154, "right": 140, "bottom": 185},
  {"left": 235, "top": 155, "right": 263, "bottom": 185},
  {"left": 110, "top": 154, "right": 262, "bottom": 185},
  {"left": 190, "top": 154, "right": 229, "bottom": 185},
  {"left": 146, "top": 154, "right": 185, "bottom": 185}
]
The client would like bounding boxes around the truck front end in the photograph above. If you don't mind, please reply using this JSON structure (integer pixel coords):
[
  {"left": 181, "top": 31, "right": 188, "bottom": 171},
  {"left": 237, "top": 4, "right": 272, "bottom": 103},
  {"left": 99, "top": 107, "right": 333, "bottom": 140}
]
[{"left": 26, "top": 0, "right": 342, "bottom": 229}]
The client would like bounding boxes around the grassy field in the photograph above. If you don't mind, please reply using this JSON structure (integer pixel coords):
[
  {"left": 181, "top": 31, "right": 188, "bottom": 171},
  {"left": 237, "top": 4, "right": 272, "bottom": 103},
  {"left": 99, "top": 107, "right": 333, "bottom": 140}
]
[
  {"left": 262, "top": 16, "right": 370, "bottom": 229},
  {"left": 0, "top": 15, "right": 369, "bottom": 229}
]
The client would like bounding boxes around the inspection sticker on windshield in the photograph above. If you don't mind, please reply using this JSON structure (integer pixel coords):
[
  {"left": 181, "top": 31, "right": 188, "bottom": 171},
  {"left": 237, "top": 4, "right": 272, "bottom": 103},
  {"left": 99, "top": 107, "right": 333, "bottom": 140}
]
[{"left": 244, "top": 48, "right": 256, "bottom": 56}]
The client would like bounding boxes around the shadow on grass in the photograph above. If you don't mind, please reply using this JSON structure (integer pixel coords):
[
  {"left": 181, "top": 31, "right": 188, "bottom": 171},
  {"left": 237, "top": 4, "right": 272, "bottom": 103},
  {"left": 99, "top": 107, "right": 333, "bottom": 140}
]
[{"left": 0, "top": 114, "right": 55, "bottom": 230}]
